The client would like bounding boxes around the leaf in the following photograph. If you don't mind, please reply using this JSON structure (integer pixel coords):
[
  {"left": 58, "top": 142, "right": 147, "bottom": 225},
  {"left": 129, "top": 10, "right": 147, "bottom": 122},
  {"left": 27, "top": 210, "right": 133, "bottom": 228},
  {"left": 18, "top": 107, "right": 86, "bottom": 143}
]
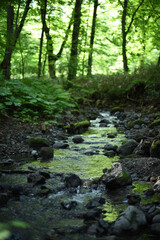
[
  {"left": 0, "top": 230, "right": 10, "bottom": 240},
  {"left": 10, "top": 220, "right": 29, "bottom": 229},
  {"left": 0, "top": 88, "right": 11, "bottom": 96}
]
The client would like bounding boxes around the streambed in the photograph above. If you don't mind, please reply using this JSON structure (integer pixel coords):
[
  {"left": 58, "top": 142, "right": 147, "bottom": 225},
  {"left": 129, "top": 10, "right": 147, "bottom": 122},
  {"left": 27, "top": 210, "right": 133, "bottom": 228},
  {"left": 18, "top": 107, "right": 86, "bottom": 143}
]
[{"left": 0, "top": 111, "right": 157, "bottom": 240}]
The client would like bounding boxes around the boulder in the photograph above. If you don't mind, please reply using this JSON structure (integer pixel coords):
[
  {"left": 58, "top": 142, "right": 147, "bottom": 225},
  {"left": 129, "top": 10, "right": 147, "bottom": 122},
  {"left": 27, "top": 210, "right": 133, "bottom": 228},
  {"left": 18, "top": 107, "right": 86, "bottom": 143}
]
[
  {"left": 101, "top": 162, "right": 132, "bottom": 188},
  {"left": 72, "top": 136, "right": 84, "bottom": 144},
  {"left": 53, "top": 142, "right": 69, "bottom": 149},
  {"left": 113, "top": 206, "right": 147, "bottom": 235},
  {"left": 104, "top": 144, "right": 117, "bottom": 151},
  {"left": 39, "top": 147, "right": 53, "bottom": 160},
  {"left": 64, "top": 173, "right": 82, "bottom": 187},
  {"left": 117, "top": 140, "right": 138, "bottom": 156},
  {"left": 28, "top": 137, "right": 49, "bottom": 148},
  {"left": 104, "top": 150, "right": 116, "bottom": 157}
]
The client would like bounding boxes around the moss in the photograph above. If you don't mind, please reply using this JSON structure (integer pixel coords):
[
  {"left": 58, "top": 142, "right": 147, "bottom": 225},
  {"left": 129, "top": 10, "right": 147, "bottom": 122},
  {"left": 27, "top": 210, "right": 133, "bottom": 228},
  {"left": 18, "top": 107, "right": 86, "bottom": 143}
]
[
  {"left": 111, "top": 106, "right": 124, "bottom": 113},
  {"left": 74, "top": 120, "right": 90, "bottom": 128},
  {"left": 150, "top": 140, "right": 160, "bottom": 158},
  {"left": 127, "top": 118, "right": 146, "bottom": 128},
  {"left": 65, "top": 120, "right": 90, "bottom": 134},
  {"left": 28, "top": 137, "right": 49, "bottom": 148},
  {"left": 149, "top": 119, "right": 160, "bottom": 128}
]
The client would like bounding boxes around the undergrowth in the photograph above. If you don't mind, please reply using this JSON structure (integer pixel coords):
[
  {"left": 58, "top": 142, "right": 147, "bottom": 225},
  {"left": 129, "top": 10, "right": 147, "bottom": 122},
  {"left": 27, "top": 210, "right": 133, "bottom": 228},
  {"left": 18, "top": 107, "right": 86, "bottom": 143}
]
[
  {"left": 0, "top": 64, "right": 159, "bottom": 122},
  {"left": 0, "top": 77, "right": 76, "bottom": 122}
]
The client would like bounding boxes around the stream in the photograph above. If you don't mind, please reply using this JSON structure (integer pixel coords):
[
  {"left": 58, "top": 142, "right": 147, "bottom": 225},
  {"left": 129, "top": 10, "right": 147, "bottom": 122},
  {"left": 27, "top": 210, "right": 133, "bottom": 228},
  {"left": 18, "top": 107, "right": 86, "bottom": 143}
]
[{"left": 0, "top": 111, "right": 154, "bottom": 240}]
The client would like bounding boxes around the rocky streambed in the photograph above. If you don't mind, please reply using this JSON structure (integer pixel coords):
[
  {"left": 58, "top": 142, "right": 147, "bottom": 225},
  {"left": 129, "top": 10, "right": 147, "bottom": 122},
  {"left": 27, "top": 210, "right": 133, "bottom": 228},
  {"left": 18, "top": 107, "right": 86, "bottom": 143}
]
[{"left": 1, "top": 108, "right": 160, "bottom": 240}]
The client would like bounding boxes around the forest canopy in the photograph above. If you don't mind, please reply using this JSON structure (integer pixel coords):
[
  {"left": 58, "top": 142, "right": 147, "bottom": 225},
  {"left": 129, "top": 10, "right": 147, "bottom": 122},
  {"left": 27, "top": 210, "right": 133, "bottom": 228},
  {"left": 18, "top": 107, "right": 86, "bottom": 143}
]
[{"left": 0, "top": 0, "right": 160, "bottom": 121}]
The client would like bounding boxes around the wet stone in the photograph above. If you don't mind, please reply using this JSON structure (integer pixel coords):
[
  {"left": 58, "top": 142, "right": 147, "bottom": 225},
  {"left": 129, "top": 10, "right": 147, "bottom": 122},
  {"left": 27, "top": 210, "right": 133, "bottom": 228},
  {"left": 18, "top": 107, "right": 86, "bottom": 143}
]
[
  {"left": 84, "top": 209, "right": 102, "bottom": 220},
  {"left": 72, "top": 136, "right": 84, "bottom": 144},
  {"left": 61, "top": 201, "right": 78, "bottom": 210},
  {"left": 53, "top": 142, "right": 69, "bottom": 149},
  {"left": 0, "top": 192, "right": 10, "bottom": 205},
  {"left": 39, "top": 147, "right": 54, "bottom": 160},
  {"left": 86, "top": 197, "right": 105, "bottom": 209},
  {"left": 103, "top": 150, "right": 116, "bottom": 157},
  {"left": 64, "top": 173, "right": 82, "bottom": 187}
]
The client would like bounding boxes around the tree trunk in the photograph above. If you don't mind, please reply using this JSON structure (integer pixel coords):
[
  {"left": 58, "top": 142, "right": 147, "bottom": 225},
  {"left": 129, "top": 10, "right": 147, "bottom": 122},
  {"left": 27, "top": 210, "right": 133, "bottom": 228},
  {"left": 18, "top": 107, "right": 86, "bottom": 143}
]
[
  {"left": 67, "top": 0, "right": 83, "bottom": 82},
  {"left": 41, "top": 6, "right": 73, "bottom": 79},
  {"left": 87, "top": 0, "right": 99, "bottom": 76},
  {"left": 38, "top": 0, "right": 47, "bottom": 78},
  {"left": 121, "top": 0, "right": 144, "bottom": 73},
  {"left": 122, "top": 0, "right": 129, "bottom": 72},
  {"left": 0, "top": 0, "right": 32, "bottom": 79},
  {"left": 0, "top": 4, "right": 14, "bottom": 79}
]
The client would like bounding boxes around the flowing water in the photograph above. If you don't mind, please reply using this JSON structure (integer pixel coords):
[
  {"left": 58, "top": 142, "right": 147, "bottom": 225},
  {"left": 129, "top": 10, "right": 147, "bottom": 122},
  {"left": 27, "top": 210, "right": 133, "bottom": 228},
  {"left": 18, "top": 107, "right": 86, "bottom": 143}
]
[{"left": 0, "top": 112, "right": 153, "bottom": 240}]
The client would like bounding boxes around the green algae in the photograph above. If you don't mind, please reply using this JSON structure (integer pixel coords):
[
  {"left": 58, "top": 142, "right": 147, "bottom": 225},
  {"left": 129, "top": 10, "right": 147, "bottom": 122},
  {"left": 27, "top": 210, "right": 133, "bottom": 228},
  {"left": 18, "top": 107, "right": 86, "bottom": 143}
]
[
  {"left": 103, "top": 201, "right": 126, "bottom": 222},
  {"left": 133, "top": 182, "right": 152, "bottom": 194},
  {"left": 83, "top": 127, "right": 117, "bottom": 136},
  {"left": 132, "top": 182, "right": 160, "bottom": 204},
  {"left": 25, "top": 153, "right": 119, "bottom": 179}
]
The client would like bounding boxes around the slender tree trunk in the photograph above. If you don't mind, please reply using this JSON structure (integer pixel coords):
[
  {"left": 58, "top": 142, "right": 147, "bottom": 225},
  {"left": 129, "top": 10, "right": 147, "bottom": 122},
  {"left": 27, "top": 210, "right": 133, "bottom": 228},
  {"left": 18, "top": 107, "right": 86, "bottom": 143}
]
[
  {"left": 157, "top": 54, "right": 160, "bottom": 67},
  {"left": 41, "top": 7, "right": 73, "bottom": 79},
  {"left": 0, "top": 0, "right": 32, "bottom": 79},
  {"left": 19, "top": 36, "right": 25, "bottom": 78},
  {"left": 0, "top": 4, "right": 14, "bottom": 79},
  {"left": 87, "top": 0, "right": 99, "bottom": 76},
  {"left": 122, "top": 0, "right": 128, "bottom": 72},
  {"left": 67, "top": 0, "right": 83, "bottom": 82},
  {"left": 38, "top": 0, "right": 47, "bottom": 77},
  {"left": 121, "top": 0, "right": 144, "bottom": 72}
]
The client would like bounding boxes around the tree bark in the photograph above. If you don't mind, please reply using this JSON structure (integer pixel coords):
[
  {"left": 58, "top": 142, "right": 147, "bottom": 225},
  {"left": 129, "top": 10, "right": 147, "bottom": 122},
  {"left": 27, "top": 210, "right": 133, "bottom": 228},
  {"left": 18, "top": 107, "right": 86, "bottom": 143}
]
[
  {"left": 41, "top": 7, "right": 73, "bottom": 78},
  {"left": 0, "top": 4, "right": 14, "bottom": 79},
  {"left": 67, "top": 0, "right": 83, "bottom": 82},
  {"left": 122, "top": 0, "right": 128, "bottom": 72},
  {"left": 87, "top": 0, "right": 99, "bottom": 76},
  {"left": 38, "top": 0, "right": 47, "bottom": 78},
  {"left": 0, "top": 0, "right": 32, "bottom": 79},
  {"left": 121, "top": 0, "right": 144, "bottom": 73}
]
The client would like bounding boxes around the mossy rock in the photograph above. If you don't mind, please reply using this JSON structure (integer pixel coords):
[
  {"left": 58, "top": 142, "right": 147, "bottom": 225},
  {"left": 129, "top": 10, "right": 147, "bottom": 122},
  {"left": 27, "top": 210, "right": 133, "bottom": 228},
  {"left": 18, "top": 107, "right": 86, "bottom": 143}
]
[
  {"left": 28, "top": 137, "right": 49, "bottom": 148},
  {"left": 111, "top": 106, "right": 124, "bottom": 114},
  {"left": 150, "top": 140, "right": 160, "bottom": 158},
  {"left": 127, "top": 119, "right": 146, "bottom": 129},
  {"left": 65, "top": 120, "right": 90, "bottom": 134},
  {"left": 149, "top": 119, "right": 160, "bottom": 128}
]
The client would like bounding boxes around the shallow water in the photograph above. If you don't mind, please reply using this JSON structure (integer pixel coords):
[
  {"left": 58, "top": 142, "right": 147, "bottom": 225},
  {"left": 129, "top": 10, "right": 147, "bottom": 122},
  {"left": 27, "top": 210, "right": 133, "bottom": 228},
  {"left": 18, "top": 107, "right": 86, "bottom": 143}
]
[{"left": 0, "top": 112, "right": 155, "bottom": 240}]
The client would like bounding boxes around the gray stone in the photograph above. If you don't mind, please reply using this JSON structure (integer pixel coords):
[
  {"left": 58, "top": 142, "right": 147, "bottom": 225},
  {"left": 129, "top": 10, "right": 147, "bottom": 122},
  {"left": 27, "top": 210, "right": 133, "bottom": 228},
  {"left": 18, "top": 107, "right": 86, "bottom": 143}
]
[
  {"left": 64, "top": 173, "right": 82, "bottom": 187},
  {"left": 113, "top": 206, "right": 147, "bottom": 235},
  {"left": 151, "top": 223, "right": 160, "bottom": 234},
  {"left": 53, "top": 142, "right": 69, "bottom": 149},
  {"left": 104, "top": 144, "right": 117, "bottom": 151},
  {"left": 101, "top": 162, "right": 132, "bottom": 188},
  {"left": 152, "top": 214, "right": 160, "bottom": 223},
  {"left": 117, "top": 140, "right": 138, "bottom": 156},
  {"left": 72, "top": 136, "right": 84, "bottom": 144},
  {"left": 39, "top": 147, "right": 53, "bottom": 160}
]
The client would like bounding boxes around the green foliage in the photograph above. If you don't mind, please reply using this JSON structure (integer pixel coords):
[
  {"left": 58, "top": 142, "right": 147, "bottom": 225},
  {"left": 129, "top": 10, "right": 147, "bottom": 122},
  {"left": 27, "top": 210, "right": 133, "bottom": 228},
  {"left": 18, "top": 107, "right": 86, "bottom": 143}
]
[
  {"left": 0, "top": 220, "right": 29, "bottom": 240},
  {"left": 0, "top": 77, "right": 75, "bottom": 122}
]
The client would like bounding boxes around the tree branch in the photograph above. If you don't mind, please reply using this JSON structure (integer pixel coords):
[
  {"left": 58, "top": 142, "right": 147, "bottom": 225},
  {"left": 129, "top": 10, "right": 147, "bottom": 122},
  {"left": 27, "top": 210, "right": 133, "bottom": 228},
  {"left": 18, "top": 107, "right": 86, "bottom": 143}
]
[
  {"left": 118, "top": 0, "right": 123, "bottom": 7},
  {"left": 14, "top": 0, "right": 32, "bottom": 46},
  {"left": 57, "top": 11, "right": 74, "bottom": 59},
  {"left": 126, "top": 0, "right": 144, "bottom": 35}
]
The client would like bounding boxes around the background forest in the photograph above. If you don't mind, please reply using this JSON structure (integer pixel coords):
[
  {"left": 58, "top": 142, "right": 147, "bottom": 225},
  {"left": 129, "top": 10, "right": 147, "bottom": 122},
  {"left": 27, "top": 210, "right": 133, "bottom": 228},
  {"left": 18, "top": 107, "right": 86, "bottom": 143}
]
[{"left": 0, "top": 0, "right": 160, "bottom": 122}]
